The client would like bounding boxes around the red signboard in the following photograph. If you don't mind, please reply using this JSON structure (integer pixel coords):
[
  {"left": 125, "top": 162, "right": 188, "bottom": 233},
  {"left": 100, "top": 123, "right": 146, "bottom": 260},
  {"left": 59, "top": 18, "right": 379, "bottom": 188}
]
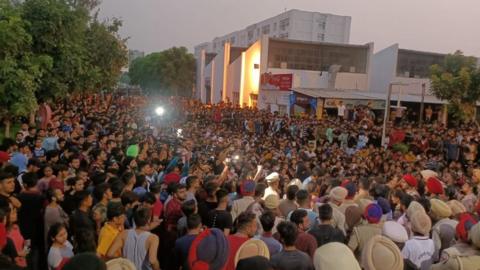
[{"left": 260, "top": 73, "right": 293, "bottom": 91}]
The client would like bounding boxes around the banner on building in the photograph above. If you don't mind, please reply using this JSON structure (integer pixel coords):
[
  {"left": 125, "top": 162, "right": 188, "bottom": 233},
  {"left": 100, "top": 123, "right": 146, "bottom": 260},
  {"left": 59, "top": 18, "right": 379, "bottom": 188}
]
[{"left": 260, "top": 73, "right": 293, "bottom": 91}]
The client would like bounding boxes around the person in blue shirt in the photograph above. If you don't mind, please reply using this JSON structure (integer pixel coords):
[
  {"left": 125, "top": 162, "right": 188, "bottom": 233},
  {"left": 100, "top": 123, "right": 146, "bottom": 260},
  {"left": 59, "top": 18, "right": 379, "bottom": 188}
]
[
  {"left": 173, "top": 214, "right": 202, "bottom": 270},
  {"left": 42, "top": 129, "right": 59, "bottom": 152},
  {"left": 10, "top": 143, "right": 30, "bottom": 173}
]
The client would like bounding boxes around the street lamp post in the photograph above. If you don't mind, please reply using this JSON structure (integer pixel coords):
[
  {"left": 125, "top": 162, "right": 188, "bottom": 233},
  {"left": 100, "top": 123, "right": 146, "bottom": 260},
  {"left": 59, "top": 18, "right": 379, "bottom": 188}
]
[{"left": 419, "top": 83, "right": 426, "bottom": 125}]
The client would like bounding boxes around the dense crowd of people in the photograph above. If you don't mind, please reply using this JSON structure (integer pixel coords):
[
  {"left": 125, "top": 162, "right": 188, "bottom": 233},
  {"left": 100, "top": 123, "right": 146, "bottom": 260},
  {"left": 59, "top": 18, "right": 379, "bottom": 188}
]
[{"left": 0, "top": 93, "right": 480, "bottom": 270}]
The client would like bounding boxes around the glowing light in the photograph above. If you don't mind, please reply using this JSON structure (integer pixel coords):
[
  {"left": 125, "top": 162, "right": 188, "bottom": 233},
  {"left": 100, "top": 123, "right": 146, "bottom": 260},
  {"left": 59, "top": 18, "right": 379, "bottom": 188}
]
[{"left": 155, "top": 107, "right": 165, "bottom": 116}]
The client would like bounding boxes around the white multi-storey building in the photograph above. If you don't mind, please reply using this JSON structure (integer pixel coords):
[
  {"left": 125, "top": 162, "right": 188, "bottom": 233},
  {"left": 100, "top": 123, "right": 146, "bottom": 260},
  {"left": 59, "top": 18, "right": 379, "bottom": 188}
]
[{"left": 194, "top": 9, "right": 351, "bottom": 102}]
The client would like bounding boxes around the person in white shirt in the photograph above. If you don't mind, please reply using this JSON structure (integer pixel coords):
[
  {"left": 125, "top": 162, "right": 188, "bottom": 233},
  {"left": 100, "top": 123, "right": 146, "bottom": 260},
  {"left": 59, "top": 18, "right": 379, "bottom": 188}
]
[
  {"left": 402, "top": 211, "right": 434, "bottom": 270},
  {"left": 263, "top": 172, "right": 280, "bottom": 200},
  {"left": 337, "top": 101, "right": 346, "bottom": 119}
]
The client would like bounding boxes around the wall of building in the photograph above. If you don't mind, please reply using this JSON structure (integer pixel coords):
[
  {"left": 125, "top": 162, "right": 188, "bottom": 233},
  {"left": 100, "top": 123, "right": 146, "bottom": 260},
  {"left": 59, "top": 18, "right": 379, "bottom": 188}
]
[
  {"left": 240, "top": 40, "right": 262, "bottom": 107},
  {"left": 194, "top": 9, "right": 351, "bottom": 56},
  {"left": 371, "top": 44, "right": 398, "bottom": 93},
  {"left": 267, "top": 68, "right": 369, "bottom": 91},
  {"left": 211, "top": 51, "right": 224, "bottom": 104},
  {"left": 197, "top": 50, "right": 206, "bottom": 101},
  {"left": 391, "top": 77, "right": 432, "bottom": 96},
  {"left": 226, "top": 53, "right": 243, "bottom": 103}
]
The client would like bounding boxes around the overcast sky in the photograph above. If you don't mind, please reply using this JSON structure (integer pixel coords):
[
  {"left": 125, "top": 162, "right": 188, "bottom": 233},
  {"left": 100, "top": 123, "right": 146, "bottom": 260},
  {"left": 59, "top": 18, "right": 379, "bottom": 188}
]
[{"left": 98, "top": 0, "right": 479, "bottom": 56}]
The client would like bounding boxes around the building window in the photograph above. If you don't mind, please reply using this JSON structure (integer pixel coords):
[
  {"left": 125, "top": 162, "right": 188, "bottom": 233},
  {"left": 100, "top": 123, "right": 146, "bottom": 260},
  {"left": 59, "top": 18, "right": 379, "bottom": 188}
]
[
  {"left": 317, "top": 33, "right": 325, "bottom": 41},
  {"left": 273, "top": 22, "right": 277, "bottom": 31},
  {"left": 230, "top": 36, "right": 235, "bottom": 44},
  {"left": 267, "top": 39, "right": 368, "bottom": 73},
  {"left": 279, "top": 32, "right": 289, "bottom": 39},
  {"left": 279, "top": 18, "right": 290, "bottom": 31},
  {"left": 318, "top": 21, "right": 326, "bottom": 30},
  {"left": 262, "top": 25, "right": 270, "bottom": 35},
  {"left": 248, "top": 30, "right": 254, "bottom": 40}
]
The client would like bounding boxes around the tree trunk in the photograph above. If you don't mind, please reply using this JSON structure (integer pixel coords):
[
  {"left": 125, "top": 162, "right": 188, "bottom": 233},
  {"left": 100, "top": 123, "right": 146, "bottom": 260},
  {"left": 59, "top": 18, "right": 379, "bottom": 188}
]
[
  {"left": 4, "top": 120, "right": 11, "bottom": 138},
  {"left": 29, "top": 112, "right": 36, "bottom": 126}
]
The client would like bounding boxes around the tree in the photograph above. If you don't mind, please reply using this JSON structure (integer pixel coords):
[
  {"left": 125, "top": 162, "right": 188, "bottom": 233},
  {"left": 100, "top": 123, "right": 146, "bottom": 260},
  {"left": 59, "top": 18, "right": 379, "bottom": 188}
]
[
  {"left": 83, "top": 16, "right": 128, "bottom": 93},
  {"left": 21, "top": 0, "right": 90, "bottom": 100},
  {"left": 430, "top": 50, "right": 480, "bottom": 123},
  {"left": 129, "top": 47, "right": 195, "bottom": 97},
  {"left": 0, "top": 0, "right": 52, "bottom": 137}
]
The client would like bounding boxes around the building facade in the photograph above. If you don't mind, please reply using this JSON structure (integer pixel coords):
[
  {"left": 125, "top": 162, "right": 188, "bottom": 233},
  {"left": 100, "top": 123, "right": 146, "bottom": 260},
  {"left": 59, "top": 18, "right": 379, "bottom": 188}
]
[
  {"left": 370, "top": 44, "right": 446, "bottom": 97},
  {"left": 195, "top": 9, "right": 351, "bottom": 102}
]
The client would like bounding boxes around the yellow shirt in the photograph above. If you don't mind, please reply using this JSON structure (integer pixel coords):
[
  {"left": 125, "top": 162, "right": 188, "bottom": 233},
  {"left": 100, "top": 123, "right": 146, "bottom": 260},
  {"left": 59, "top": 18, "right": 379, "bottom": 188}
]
[{"left": 97, "top": 222, "right": 120, "bottom": 256}]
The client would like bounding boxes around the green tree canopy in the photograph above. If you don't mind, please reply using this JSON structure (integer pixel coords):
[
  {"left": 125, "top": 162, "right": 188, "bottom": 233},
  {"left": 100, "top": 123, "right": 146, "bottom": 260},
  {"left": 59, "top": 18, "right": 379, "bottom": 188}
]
[
  {"left": 129, "top": 47, "right": 195, "bottom": 97},
  {"left": 430, "top": 51, "right": 480, "bottom": 122},
  {"left": 0, "top": 0, "right": 127, "bottom": 137},
  {"left": 0, "top": 0, "right": 52, "bottom": 136}
]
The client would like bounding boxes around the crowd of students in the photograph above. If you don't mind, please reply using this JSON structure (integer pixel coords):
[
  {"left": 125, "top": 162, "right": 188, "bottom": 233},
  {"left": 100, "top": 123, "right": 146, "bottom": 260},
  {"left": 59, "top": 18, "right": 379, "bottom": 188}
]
[{"left": 0, "top": 93, "right": 480, "bottom": 270}]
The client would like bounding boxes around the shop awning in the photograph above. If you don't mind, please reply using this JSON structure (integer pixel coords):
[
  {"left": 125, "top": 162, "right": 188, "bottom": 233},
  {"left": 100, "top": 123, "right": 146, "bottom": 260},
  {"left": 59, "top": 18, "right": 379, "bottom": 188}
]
[{"left": 291, "top": 88, "right": 448, "bottom": 105}]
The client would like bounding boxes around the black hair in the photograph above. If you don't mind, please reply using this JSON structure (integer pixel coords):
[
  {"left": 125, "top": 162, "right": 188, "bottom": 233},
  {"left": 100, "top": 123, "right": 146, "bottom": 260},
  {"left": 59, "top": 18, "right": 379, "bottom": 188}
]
[
  {"left": 187, "top": 214, "right": 202, "bottom": 230},
  {"left": 22, "top": 172, "right": 38, "bottom": 188},
  {"left": 47, "top": 223, "right": 67, "bottom": 247},
  {"left": 290, "top": 209, "right": 308, "bottom": 226},
  {"left": 0, "top": 172, "right": 14, "bottom": 182},
  {"left": 186, "top": 175, "right": 199, "bottom": 189},
  {"left": 133, "top": 207, "right": 152, "bottom": 227},
  {"left": 54, "top": 164, "right": 68, "bottom": 174},
  {"left": 27, "top": 158, "right": 41, "bottom": 168},
  {"left": 121, "top": 172, "right": 135, "bottom": 185},
  {"left": 66, "top": 177, "right": 81, "bottom": 187},
  {"left": 121, "top": 191, "right": 139, "bottom": 207},
  {"left": 254, "top": 183, "right": 267, "bottom": 198},
  {"left": 215, "top": 188, "right": 229, "bottom": 202},
  {"left": 181, "top": 199, "right": 197, "bottom": 217},
  {"left": 359, "top": 177, "right": 371, "bottom": 190},
  {"left": 93, "top": 183, "right": 110, "bottom": 202},
  {"left": 236, "top": 211, "right": 256, "bottom": 231},
  {"left": 318, "top": 203, "right": 333, "bottom": 221},
  {"left": 142, "top": 192, "right": 156, "bottom": 205},
  {"left": 277, "top": 221, "right": 298, "bottom": 246},
  {"left": 168, "top": 183, "right": 186, "bottom": 195},
  {"left": 205, "top": 181, "right": 219, "bottom": 197},
  {"left": 46, "top": 188, "right": 58, "bottom": 203},
  {"left": 295, "top": 189, "right": 309, "bottom": 204},
  {"left": 259, "top": 211, "right": 275, "bottom": 232},
  {"left": 400, "top": 193, "right": 414, "bottom": 209},
  {"left": 134, "top": 175, "right": 146, "bottom": 188},
  {"left": 47, "top": 150, "right": 60, "bottom": 161},
  {"left": 110, "top": 181, "right": 125, "bottom": 198},
  {"left": 74, "top": 229, "right": 97, "bottom": 253},
  {"left": 417, "top": 197, "right": 431, "bottom": 213},
  {"left": 149, "top": 183, "right": 162, "bottom": 194},
  {"left": 74, "top": 190, "right": 91, "bottom": 209},
  {"left": 62, "top": 252, "right": 106, "bottom": 270},
  {"left": 107, "top": 203, "right": 125, "bottom": 221},
  {"left": 286, "top": 185, "right": 299, "bottom": 200},
  {"left": 91, "top": 172, "right": 107, "bottom": 186},
  {"left": 2, "top": 165, "right": 18, "bottom": 178}
]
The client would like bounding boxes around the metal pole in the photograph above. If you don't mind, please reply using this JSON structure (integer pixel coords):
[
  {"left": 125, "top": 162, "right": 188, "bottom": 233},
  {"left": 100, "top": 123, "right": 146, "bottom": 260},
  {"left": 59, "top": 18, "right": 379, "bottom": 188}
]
[
  {"left": 419, "top": 83, "right": 426, "bottom": 125},
  {"left": 381, "top": 83, "right": 393, "bottom": 147}
]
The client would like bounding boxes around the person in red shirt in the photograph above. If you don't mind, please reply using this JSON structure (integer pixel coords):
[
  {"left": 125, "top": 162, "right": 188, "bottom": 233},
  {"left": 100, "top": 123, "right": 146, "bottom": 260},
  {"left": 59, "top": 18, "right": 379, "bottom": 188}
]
[
  {"left": 225, "top": 211, "right": 257, "bottom": 270},
  {"left": 161, "top": 183, "right": 187, "bottom": 269}
]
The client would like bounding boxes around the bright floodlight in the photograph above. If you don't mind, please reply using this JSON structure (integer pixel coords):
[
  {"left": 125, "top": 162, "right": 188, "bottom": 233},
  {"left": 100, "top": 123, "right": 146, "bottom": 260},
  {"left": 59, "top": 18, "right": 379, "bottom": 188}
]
[{"left": 155, "top": 106, "right": 165, "bottom": 116}]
